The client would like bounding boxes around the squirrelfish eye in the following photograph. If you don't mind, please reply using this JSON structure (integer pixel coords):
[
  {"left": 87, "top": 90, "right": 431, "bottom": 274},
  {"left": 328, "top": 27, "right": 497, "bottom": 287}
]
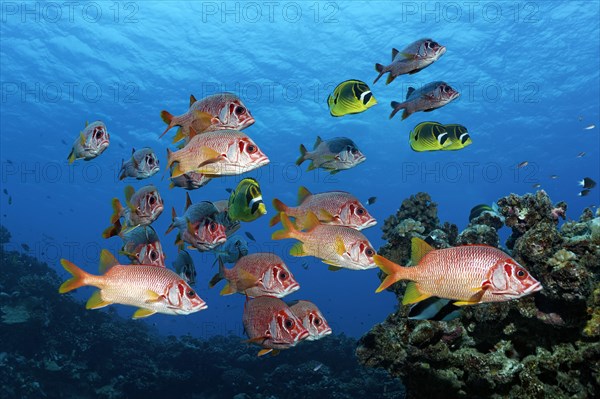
[
  {"left": 516, "top": 268, "right": 527, "bottom": 280},
  {"left": 235, "top": 106, "right": 246, "bottom": 115},
  {"left": 146, "top": 155, "right": 154, "bottom": 165},
  {"left": 279, "top": 271, "right": 288, "bottom": 280},
  {"left": 356, "top": 208, "right": 365, "bottom": 215},
  {"left": 209, "top": 221, "right": 217, "bottom": 232},
  {"left": 314, "top": 318, "right": 322, "bottom": 326},
  {"left": 149, "top": 250, "right": 158, "bottom": 261},
  {"left": 186, "top": 290, "right": 196, "bottom": 298},
  {"left": 148, "top": 195, "right": 156, "bottom": 205},
  {"left": 95, "top": 130, "right": 103, "bottom": 139},
  {"left": 351, "top": 147, "right": 358, "bottom": 154},
  {"left": 365, "top": 248, "right": 375, "bottom": 256},
  {"left": 284, "top": 318, "right": 294, "bottom": 329},
  {"left": 246, "top": 144, "right": 257, "bottom": 154}
]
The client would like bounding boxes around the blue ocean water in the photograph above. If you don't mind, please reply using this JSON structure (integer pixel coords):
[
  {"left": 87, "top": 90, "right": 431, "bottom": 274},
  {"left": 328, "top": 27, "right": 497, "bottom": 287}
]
[{"left": 1, "top": 0, "right": 598, "bottom": 344}]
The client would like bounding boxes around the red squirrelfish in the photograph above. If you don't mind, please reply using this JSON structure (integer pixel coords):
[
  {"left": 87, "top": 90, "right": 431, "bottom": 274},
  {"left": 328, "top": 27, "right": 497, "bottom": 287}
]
[
  {"left": 288, "top": 300, "right": 332, "bottom": 341},
  {"left": 375, "top": 237, "right": 543, "bottom": 306},
  {"left": 243, "top": 296, "right": 309, "bottom": 356},
  {"left": 390, "top": 81, "right": 459, "bottom": 120},
  {"left": 209, "top": 253, "right": 299, "bottom": 298},
  {"left": 59, "top": 250, "right": 207, "bottom": 318},
  {"left": 271, "top": 212, "right": 377, "bottom": 271},
  {"left": 160, "top": 93, "right": 255, "bottom": 143},
  {"left": 165, "top": 193, "right": 227, "bottom": 251},
  {"left": 270, "top": 186, "right": 376, "bottom": 231},
  {"left": 103, "top": 185, "right": 164, "bottom": 238},
  {"left": 67, "top": 121, "right": 110, "bottom": 164},
  {"left": 118, "top": 226, "right": 166, "bottom": 267},
  {"left": 166, "top": 129, "right": 269, "bottom": 178},
  {"left": 374, "top": 39, "right": 446, "bottom": 85}
]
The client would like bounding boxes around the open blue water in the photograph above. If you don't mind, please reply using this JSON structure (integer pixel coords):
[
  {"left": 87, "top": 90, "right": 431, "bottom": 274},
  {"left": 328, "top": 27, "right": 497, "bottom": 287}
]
[{"left": 1, "top": 1, "right": 598, "bottom": 341}]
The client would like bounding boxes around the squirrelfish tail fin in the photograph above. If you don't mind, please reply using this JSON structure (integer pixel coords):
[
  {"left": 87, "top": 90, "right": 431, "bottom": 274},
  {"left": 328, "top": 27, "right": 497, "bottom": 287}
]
[
  {"left": 59, "top": 259, "right": 92, "bottom": 293},
  {"left": 271, "top": 213, "right": 298, "bottom": 240},
  {"left": 269, "top": 199, "right": 288, "bottom": 226},
  {"left": 373, "top": 254, "right": 407, "bottom": 293}
]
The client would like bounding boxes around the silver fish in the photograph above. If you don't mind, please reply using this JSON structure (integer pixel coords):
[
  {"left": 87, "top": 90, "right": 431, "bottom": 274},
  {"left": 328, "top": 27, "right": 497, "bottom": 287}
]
[
  {"left": 390, "top": 81, "right": 459, "bottom": 120},
  {"left": 119, "top": 147, "right": 160, "bottom": 180},
  {"left": 296, "top": 136, "right": 365, "bottom": 174},
  {"left": 67, "top": 121, "right": 110, "bottom": 164},
  {"left": 374, "top": 39, "right": 446, "bottom": 85},
  {"left": 173, "top": 250, "right": 196, "bottom": 286}
]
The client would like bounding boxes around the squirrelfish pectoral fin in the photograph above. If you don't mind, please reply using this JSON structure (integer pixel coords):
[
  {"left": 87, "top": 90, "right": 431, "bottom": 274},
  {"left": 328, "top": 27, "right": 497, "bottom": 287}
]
[
  {"left": 192, "top": 111, "right": 214, "bottom": 133},
  {"left": 79, "top": 132, "right": 86, "bottom": 145},
  {"left": 144, "top": 290, "right": 162, "bottom": 304},
  {"left": 335, "top": 236, "right": 346, "bottom": 256},
  {"left": 303, "top": 212, "right": 321, "bottom": 232},
  {"left": 99, "top": 249, "right": 119, "bottom": 274},
  {"left": 402, "top": 282, "right": 431, "bottom": 305},
  {"left": 236, "top": 269, "right": 259, "bottom": 291},
  {"left": 328, "top": 265, "right": 343, "bottom": 272},
  {"left": 318, "top": 209, "right": 336, "bottom": 223},
  {"left": 67, "top": 150, "right": 76, "bottom": 164},
  {"left": 86, "top": 290, "right": 110, "bottom": 309},
  {"left": 411, "top": 237, "right": 435, "bottom": 265},
  {"left": 257, "top": 349, "right": 273, "bottom": 357},
  {"left": 132, "top": 308, "right": 157, "bottom": 319}
]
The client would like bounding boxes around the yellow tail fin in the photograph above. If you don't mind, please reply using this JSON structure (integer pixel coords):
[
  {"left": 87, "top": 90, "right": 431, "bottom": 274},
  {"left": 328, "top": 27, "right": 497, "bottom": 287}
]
[{"left": 59, "top": 259, "right": 91, "bottom": 293}]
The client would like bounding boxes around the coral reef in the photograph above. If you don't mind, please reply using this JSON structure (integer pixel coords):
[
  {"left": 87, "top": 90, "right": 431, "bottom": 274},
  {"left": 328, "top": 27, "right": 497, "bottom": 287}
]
[
  {"left": 0, "top": 230, "right": 403, "bottom": 399},
  {"left": 0, "top": 224, "right": 10, "bottom": 245},
  {"left": 358, "top": 191, "right": 600, "bottom": 399}
]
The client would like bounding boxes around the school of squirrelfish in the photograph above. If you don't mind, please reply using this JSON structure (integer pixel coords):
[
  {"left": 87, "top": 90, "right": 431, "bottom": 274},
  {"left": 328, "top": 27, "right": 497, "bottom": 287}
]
[{"left": 60, "top": 38, "right": 546, "bottom": 357}]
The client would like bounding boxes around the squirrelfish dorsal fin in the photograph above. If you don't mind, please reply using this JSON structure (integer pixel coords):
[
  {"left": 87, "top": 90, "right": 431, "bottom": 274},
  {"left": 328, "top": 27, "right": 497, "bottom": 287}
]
[
  {"left": 297, "top": 186, "right": 312, "bottom": 204},
  {"left": 411, "top": 237, "right": 434, "bottom": 265},
  {"left": 85, "top": 121, "right": 89, "bottom": 127},
  {"left": 185, "top": 192, "right": 193, "bottom": 211},
  {"left": 189, "top": 94, "right": 197, "bottom": 107},
  {"left": 392, "top": 48, "right": 399, "bottom": 59},
  {"left": 313, "top": 136, "right": 323, "bottom": 149},
  {"left": 406, "top": 87, "right": 415, "bottom": 99},
  {"left": 303, "top": 211, "right": 321, "bottom": 232},
  {"left": 99, "top": 249, "right": 119, "bottom": 274},
  {"left": 124, "top": 185, "right": 135, "bottom": 206}
]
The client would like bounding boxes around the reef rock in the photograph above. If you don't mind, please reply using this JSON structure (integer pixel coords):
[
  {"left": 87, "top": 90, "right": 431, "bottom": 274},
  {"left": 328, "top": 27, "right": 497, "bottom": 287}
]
[{"left": 358, "top": 191, "right": 600, "bottom": 399}]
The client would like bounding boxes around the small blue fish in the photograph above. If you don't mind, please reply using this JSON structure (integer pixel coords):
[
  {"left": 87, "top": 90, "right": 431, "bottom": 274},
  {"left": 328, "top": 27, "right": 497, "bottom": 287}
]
[
  {"left": 173, "top": 250, "right": 196, "bottom": 286},
  {"left": 212, "top": 235, "right": 249, "bottom": 264}
]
